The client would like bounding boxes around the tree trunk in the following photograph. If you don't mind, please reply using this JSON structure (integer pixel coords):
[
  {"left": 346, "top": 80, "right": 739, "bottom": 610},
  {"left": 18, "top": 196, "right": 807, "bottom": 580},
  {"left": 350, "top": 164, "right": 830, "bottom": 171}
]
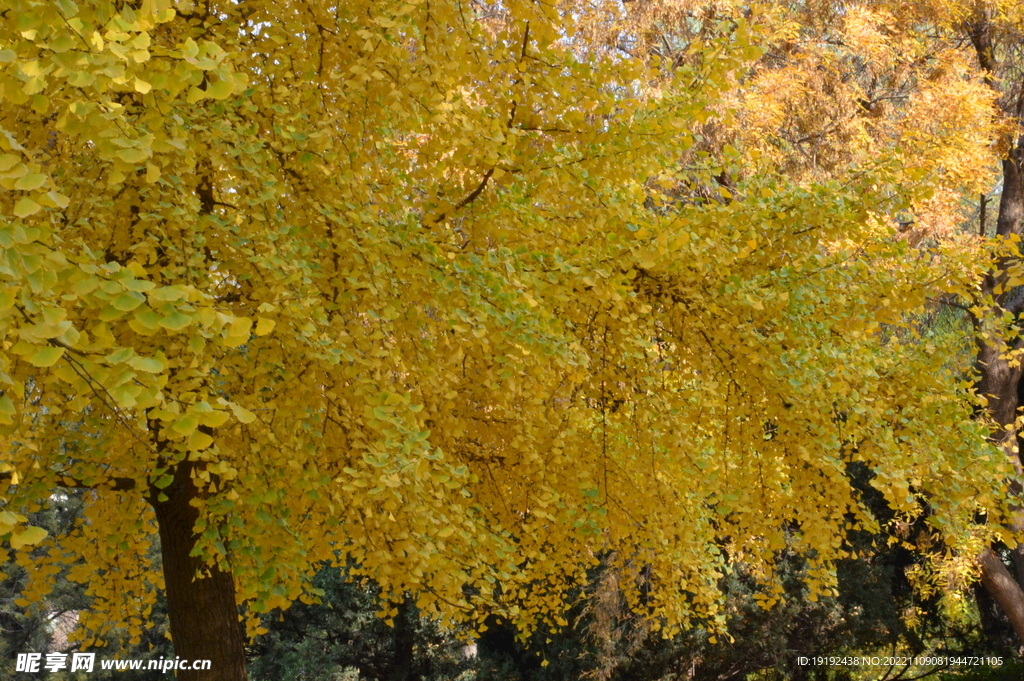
[
  {"left": 972, "top": 143, "right": 1024, "bottom": 649},
  {"left": 150, "top": 461, "right": 248, "bottom": 681},
  {"left": 995, "top": 142, "right": 1024, "bottom": 239},
  {"left": 980, "top": 549, "right": 1024, "bottom": 643},
  {"left": 968, "top": 5, "right": 1024, "bottom": 635},
  {"left": 392, "top": 599, "right": 417, "bottom": 681},
  {"left": 973, "top": 342, "right": 1023, "bottom": 439}
]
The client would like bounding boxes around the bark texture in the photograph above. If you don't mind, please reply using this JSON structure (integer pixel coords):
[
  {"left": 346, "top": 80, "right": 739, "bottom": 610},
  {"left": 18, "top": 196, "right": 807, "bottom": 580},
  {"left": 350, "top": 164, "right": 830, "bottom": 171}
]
[{"left": 150, "top": 461, "right": 248, "bottom": 681}]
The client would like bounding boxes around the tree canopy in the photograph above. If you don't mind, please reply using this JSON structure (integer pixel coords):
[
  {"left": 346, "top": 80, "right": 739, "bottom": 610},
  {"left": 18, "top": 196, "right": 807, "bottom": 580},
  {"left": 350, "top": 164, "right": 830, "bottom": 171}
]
[{"left": 1, "top": 1, "right": 1020, "bottom": 678}]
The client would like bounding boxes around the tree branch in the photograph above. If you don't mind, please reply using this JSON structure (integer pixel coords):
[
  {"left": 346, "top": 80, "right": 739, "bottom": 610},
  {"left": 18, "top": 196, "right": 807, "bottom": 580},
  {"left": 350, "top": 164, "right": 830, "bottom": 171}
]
[{"left": 0, "top": 471, "right": 137, "bottom": 491}]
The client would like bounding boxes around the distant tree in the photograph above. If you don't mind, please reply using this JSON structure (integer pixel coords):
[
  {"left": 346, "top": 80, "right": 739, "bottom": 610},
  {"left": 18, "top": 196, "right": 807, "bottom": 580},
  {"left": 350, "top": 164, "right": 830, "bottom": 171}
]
[{"left": 247, "top": 568, "right": 469, "bottom": 681}]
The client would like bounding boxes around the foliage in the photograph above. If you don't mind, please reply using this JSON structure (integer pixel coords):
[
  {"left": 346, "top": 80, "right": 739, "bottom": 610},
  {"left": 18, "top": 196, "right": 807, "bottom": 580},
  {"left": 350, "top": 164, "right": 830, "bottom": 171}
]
[
  {"left": 0, "top": 0, "right": 1016, "bottom": 663},
  {"left": 599, "top": 0, "right": 1014, "bottom": 237},
  {"left": 247, "top": 568, "right": 469, "bottom": 681},
  {"left": 582, "top": 0, "right": 1024, "bottom": 628},
  {"left": 1, "top": 486, "right": 1011, "bottom": 680},
  {"left": 1, "top": 491, "right": 173, "bottom": 680},
  {"left": 244, "top": 515, "right": 1004, "bottom": 681},
  {"left": 1, "top": 494, "right": 87, "bottom": 680},
  {"left": 476, "top": 461, "right": 1005, "bottom": 681}
]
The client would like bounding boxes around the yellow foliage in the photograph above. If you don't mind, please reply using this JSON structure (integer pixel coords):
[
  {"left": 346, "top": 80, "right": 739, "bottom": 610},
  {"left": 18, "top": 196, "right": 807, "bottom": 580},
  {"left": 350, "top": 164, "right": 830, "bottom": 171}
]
[{"left": 0, "top": 0, "right": 1013, "bottom": 648}]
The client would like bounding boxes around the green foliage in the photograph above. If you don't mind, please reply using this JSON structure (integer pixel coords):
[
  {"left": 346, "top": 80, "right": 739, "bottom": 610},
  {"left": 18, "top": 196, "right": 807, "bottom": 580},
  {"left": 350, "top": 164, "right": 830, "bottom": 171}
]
[{"left": 248, "top": 568, "right": 470, "bottom": 681}]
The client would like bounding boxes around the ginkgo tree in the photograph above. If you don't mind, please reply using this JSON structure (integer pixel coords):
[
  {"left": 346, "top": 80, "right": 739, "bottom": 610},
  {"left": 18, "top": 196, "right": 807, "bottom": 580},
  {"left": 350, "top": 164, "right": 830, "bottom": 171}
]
[
  {"left": 0, "top": 1, "right": 1013, "bottom": 679},
  {"left": 600, "top": 0, "right": 1024, "bottom": 641}
]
